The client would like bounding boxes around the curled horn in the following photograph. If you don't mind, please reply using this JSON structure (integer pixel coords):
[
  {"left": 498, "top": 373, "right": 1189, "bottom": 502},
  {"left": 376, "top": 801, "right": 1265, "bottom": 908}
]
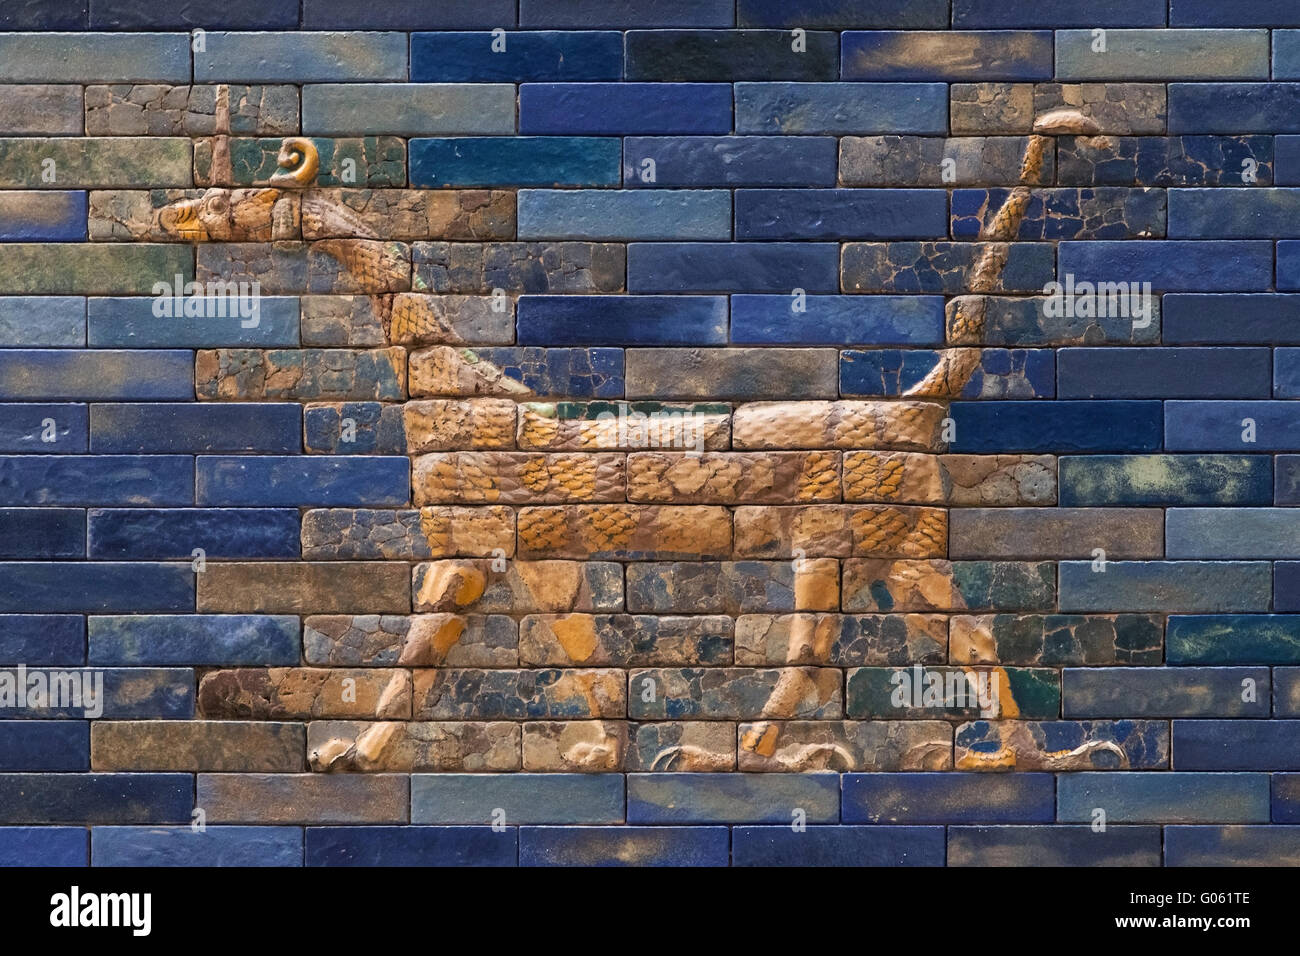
[{"left": 269, "top": 136, "right": 319, "bottom": 187}]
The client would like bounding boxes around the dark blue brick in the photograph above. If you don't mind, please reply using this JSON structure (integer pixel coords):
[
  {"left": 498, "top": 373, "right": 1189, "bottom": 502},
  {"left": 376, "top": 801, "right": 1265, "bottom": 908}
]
[
  {"left": 0, "top": 615, "right": 84, "bottom": 666},
  {"left": 410, "top": 137, "right": 621, "bottom": 188},
  {"left": 626, "top": 30, "right": 838, "bottom": 82},
  {"left": 1278, "top": 241, "right": 1300, "bottom": 291},
  {"left": 731, "top": 294, "right": 944, "bottom": 346},
  {"left": 628, "top": 243, "right": 840, "bottom": 293},
  {"left": 1170, "top": 188, "right": 1300, "bottom": 238},
  {"left": 1164, "top": 295, "right": 1300, "bottom": 344},
  {"left": 1166, "top": 401, "right": 1300, "bottom": 451},
  {"left": 0, "top": 509, "right": 84, "bottom": 558},
  {"left": 1274, "top": 776, "right": 1300, "bottom": 822},
  {"left": 1165, "top": 826, "right": 1300, "bottom": 865},
  {"left": 90, "top": 403, "right": 300, "bottom": 454},
  {"left": 623, "top": 136, "right": 836, "bottom": 187},
  {"left": 841, "top": 30, "right": 1053, "bottom": 81},
  {"left": 738, "top": 0, "right": 948, "bottom": 28},
  {"left": 842, "top": 349, "right": 1055, "bottom": 399},
  {"left": 1277, "top": 564, "right": 1300, "bottom": 612},
  {"left": 0, "top": 456, "right": 192, "bottom": 506},
  {"left": 305, "top": 0, "right": 518, "bottom": 29},
  {"left": 1277, "top": 136, "right": 1300, "bottom": 185},
  {"left": 735, "top": 82, "right": 947, "bottom": 134},
  {"left": 520, "top": 0, "right": 733, "bottom": 28},
  {"left": 307, "top": 826, "right": 515, "bottom": 866},
  {"left": 412, "top": 31, "right": 622, "bottom": 82},
  {"left": 949, "top": 402, "right": 1163, "bottom": 453},
  {"left": 463, "top": 347, "right": 623, "bottom": 398},
  {"left": 1058, "top": 240, "right": 1273, "bottom": 292},
  {"left": 1273, "top": 456, "right": 1300, "bottom": 503},
  {"left": 196, "top": 456, "right": 409, "bottom": 507},
  {"left": 88, "top": 508, "right": 300, "bottom": 560},
  {"left": 1172, "top": 1, "right": 1300, "bottom": 26},
  {"left": 0, "top": 1, "right": 86, "bottom": 30},
  {"left": 0, "top": 350, "right": 193, "bottom": 401},
  {"left": 954, "top": 0, "right": 1164, "bottom": 27},
  {"left": 520, "top": 83, "right": 733, "bottom": 135},
  {"left": 1274, "top": 31, "right": 1300, "bottom": 80},
  {"left": 1060, "top": 455, "right": 1274, "bottom": 507},
  {"left": 0, "top": 563, "right": 193, "bottom": 613},
  {"left": 0, "top": 723, "right": 87, "bottom": 771},
  {"left": 87, "top": 296, "right": 299, "bottom": 348},
  {"left": 733, "top": 825, "right": 944, "bottom": 866},
  {"left": 93, "top": 826, "right": 302, "bottom": 866},
  {"left": 303, "top": 403, "right": 406, "bottom": 455},
  {"left": 0, "top": 192, "right": 85, "bottom": 241},
  {"left": 0, "top": 827, "right": 86, "bottom": 866},
  {"left": 0, "top": 404, "right": 86, "bottom": 453},
  {"left": 1060, "top": 560, "right": 1271, "bottom": 613},
  {"left": 628, "top": 773, "right": 839, "bottom": 824},
  {"left": 735, "top": 188, "right": 947, "bottom": 240},
  {"left": 1058, "top": 772, "right": 1269, "bottom": 823},
  {"left": 948, "top": 826, "right": 1162, "bottom": 866},
  {"left": 89, "top": 614, "right": 299, "bottom": 666},
  {"left": 842, "top": 773, "right": 1055, "bottom": 824},
  {"left": 1169, "top": 615, "right": 1300, "bottom": 664},
  {"left": 1170, "top": 84, "right": 1300, "bottom": 134},
  {"left": 521, "top": 826, "right": 729, "bottom": 866},
  {"left": 1274, "top": 349, "right": 1300, "bottom": 397},
  {"left": 1063, "top": 667, "right": 1268, "bottom": 718},
  {"left": 517, "top": 296, "right": 726, "bottom": 346},
  {"left": 49, "top": 669, "right": 193, "bottom": 719},
  {"left": 0, "top": 773, "right": 191, "bottom": 824},
  {"left": 1174, "top": 721, "right": 1300, "bottom": 770},
  {"left": 1057, "top": 135, "right": 1273, "bottom": 188},
  {"left": 1058, "top": 347, "right": 1271, "bottom": 399},
  {"left": 91, "top": 0, "right": 297, "bottom": 28}
]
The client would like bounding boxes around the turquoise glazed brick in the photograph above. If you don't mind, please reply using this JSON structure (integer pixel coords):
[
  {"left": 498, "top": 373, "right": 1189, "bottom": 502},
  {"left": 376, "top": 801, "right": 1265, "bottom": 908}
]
[{"left": 412, "top": 774, "right": 625, "bottom": 824}]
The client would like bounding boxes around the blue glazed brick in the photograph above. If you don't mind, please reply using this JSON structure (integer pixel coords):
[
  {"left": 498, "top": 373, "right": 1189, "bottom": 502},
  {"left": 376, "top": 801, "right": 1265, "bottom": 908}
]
[
  {"left": 460, "top": 347, "right": 623, "bottom": 398},
  {"left": 0, "top": 191, "right": 85, "bottom": 240},
  {"left": 842, "top": 242, "right": 1055, "bottom": 294},
  {"left": 0, "top": 3, "right": 86, "bottom": 30},
  {"left": 520, "top": 83, "right": 733, "bottom": 135},
  {"left": 0, "top": 350, "right": 193, "bottom": 401},
  {"left": 841, "top": 31, "right": 1053, "bottom": 81},
  {"left": 1163, "top": 295, "right": 1300, "bottom": 344},
  {"left": 1170, "top": 188, "right": 1300, "bottom": 238},
  {"left": 843, "top": 773, "right": 1054, "bottom": 824},
  {"left": 302, "top": 83, "right": 516, "bottom": 137},
  {"left": 731, "top": 295, "right": 944, "bottom": 346},
  {"left": 87, "top": 297, "right": 299, "bottom": 348},
  {"left": 520, "top": 0, "right": 732, "bottom": 28},
  {"left": 1170, "top": 84, "right": 1300, "bottom": 134},
  {"left": 1063, "top": 667, "right": 1269, "bottom": 718},
  {"left": 733, "top": 825, "right": 943, "bottom": 866},
  {"left": 307, "top": 826, "right": 514, "bottom": 866},
  {"left": 92, "top": 0, "right": 297, "bottom": 29},
  {"left": 1058, "top": 772, "right": 1269, "bottom": 823},
  {"left": 1278, "top": 136, "right": 1300, "bottom": 185},
  {"left": 1056, "top": 29, "right": 1270, "bottom": 82},
  {"left": 1057, "top": 135, "right": 1273, "bottom": 188},
  {"left": 1274, "top": 668, "right": 1300, "bottom": 716},
  {"left": 623, "top": 136, "right": 837, "bottom": 187},
  {"left": 0, "top": 667, "right": 190, "bottom": 720},
  {"left": 89, "top": 615, "right": 299, "bottom": 666},
  {"left": 1175, "top": 721, "right": 1300, "bottom": 771},
  {"left": 1172, "top": 0, "right": 1300, "bottom": 27},
  {"left": 842, "top": 349, "right": 1054, "bottom": 399},
  {"left": 521, "top": 826, "right": 729, "bottom": 866},
  {"left": 410, "top": 138, "right": 621, "bottom": 188},
  {"left": 0, "top": 615, "right": 85, "bottom": 665},
  {"left": 1168, "top": 509, "right": 1300, "bottom": 558},
  {"left": 628, "top": 773, "right": 839, "bottom": 824},
  {"left": 412, "top": 774, "right": 624, "bottom": 824},
  {"left": 90, "top": 403, "right": 300, "bottom": 454},
  {"left": 196, "top": 32, "right": 407, "bottom": 83},
  {"left": 948, "top": 401, "right": 1162, "bottom": 453},
  {"left": 625, "top": 30, "right": 838, "bottom": 82},
  {"left": 1057, "top": 240, "right": 1273, "bottom": 292},
  {"left": 954, "top": 0, "right": 1164, "bottom": 27},
  {"left": 1168, "top": 616, "right": 1300, "bottom": 664},
  {"left": 0, "top": 723, "right": 87, "bottom": 771},
  {"left": 1275, "top": 775, "right": 1300, "bottom": 821},
  {"left": 304, "top": 403, "right": 406, "bottom": 454},
  {"left": 196, "top": 456, "right": 409, "bottom": 507},
  {"left": 517, "top": 296, "right": 726, "bottom": 346},
  {"left": 739, "top": 0, "right": 947, "bottom": 28},
  {"left": 1275, "top": 32, "right": 1300, "bottom": 80},
  {"left": 1057, "top": 348, "right": 1270, "bottom": 399},
  {"left": 1059, "top": 561, "right": 1272, "bottom": 613},
  {"left": 0, "top": 773, "right": 191, "bottom": 824},
  {"left": 1273, "top": 456, "right": 1300, "bottom": 503},
  {"left": 1165, "top": 826, "right": 1300, "bottom": 866},
  {"left": 0, "top": 34, "right": 190, "bottom": 84},
  {"left": 0, "top": 509, "right": 84, "bottom": 558},
  {"left": 1059, "top": 455, "right": 1275, "bottom": 507},
  {"left": 1166, "top": 401, "right": 1300, "bottom": 451},
  {"left": 93, "top": 826, "right": 302, "bottom": 867},
  {"left": 1278, "top": 564, "right": 1300, "bottom": 612},
  {"left": 951, "top": 187, "right": 1166, "bottom": 241},
  {"left": 948, "top": 826, "right": 1162, "bottom": 866},
  {"left": 88, "top": 509, "right": 300, "bottom": 560},
  {"left": 0, "top": 563, "right": 194, "bottom": 613},
  {"left": 0, "top": 455, "right": 192, "bottom": 506},
  {"left": 0, "top": 404, "right": 86, "bottom": 453},
  {"left": 304, "top": 0, "right": 517, "bottom": 29},
  {"left": 0, "top": 827, "right": 87, "bottom": 866},
  {"left": 0, "top": 297, "right": 84, "bottom": 348},
  {"left": 518, "top": 189, "right": 731, "bottom": 241},
  {"left": 734, "top": 189, "right": 947, "bottom": 240},
  {"left": 1277, "top": 350, "right": 1300, "bottom": 398},
  {"left": 412, "top": 31, "right": 621, "bottom": 82},
  {"left": 735, "top": 82, "right": 947, "bottom": 134},
  {"left": 628, "top": 243, "right": 839, "bottom": 293}
]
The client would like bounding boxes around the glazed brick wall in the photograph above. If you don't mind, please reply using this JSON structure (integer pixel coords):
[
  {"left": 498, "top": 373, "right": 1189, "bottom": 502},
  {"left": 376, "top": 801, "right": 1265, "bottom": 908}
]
[{"left": 1, "top": 0, "right": 1300, "bottom": 867}]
